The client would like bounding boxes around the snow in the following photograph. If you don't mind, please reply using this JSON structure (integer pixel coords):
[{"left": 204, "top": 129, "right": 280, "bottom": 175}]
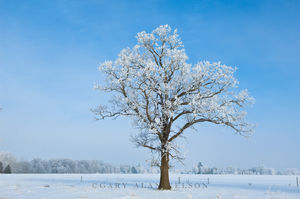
[{"left": 1, "top": 174, "right": 299, "bottom": 199}]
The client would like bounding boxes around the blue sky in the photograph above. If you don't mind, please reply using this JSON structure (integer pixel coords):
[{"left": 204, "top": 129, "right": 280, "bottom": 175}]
[{"left": 0, "top": 0, "right": 299, "bottom": 169}]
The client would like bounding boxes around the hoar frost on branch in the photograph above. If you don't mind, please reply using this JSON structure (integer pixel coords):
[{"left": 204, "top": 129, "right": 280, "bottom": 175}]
[{"left": 93, "top": 24, "right": 254, "bottom": 189}]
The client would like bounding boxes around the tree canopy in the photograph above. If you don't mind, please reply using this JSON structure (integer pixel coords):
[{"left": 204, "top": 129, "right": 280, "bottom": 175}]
[{"left": 93, "top": 25, "right": 254, "bottom": 189}]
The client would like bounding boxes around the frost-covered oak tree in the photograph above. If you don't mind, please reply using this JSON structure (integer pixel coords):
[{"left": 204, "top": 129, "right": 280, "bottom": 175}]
[{"left": 93, "top": 25, "right": 254, "bottom": 190}]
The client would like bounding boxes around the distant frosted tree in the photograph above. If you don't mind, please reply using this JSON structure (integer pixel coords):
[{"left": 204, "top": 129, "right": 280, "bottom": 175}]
[
  {"left": 131, "top": 166, "right": 138, "bottom": 174},
  {"left": 75, "top": 160, "right": 90, "bottom": 173},
  {"left": 120, "top": 164, "right": 131, "bottom": 173},
  {"left": 90, "top": 160, "right": 101, "bottom": 173},
  {"left": 0, "top": 152, "right": 16, "bottom": 172},
  {"left": 0, "top": 161, "right": 3, "bottom": 173},
  {"left": 3, "top": 165, "right": 11, "bottom": 173},
  {"left": 31, "top": 159, "right": 50, "bottom": 173},
  {"left": 197, "top": 162, "right": 203, "bottom": 174},
  {"left": 15, "top": 160, "right": 32, "bottom": 173},
  {"left": 93, "top": 25, "right": 254, "bottom": 189}
]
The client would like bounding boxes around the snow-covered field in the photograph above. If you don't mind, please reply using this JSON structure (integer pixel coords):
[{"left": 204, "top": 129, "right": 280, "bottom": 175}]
[{"left": 0, "top": 174, "right": 299, "bottom": 199}]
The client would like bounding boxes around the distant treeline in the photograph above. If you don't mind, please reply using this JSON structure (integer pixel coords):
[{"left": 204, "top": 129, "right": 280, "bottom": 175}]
[
  {"left": 0, "top": 152, "right": 158, "bottom": 174},
  {"left": 0, "top": 152, "right": 299, "bottom": 175},
  {"left": 188, "top": 162, "right": 300, "bottom": 175}
]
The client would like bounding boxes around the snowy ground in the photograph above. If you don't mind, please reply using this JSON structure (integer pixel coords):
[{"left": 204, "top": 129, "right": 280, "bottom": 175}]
[{"left": 0, "top": 174, "right": 299, "bottom": 199}]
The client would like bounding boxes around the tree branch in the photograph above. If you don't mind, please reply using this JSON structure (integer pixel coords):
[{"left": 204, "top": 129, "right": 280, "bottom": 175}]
[{"left": 168, "top": 118, "right": 219, "bottom": 142}]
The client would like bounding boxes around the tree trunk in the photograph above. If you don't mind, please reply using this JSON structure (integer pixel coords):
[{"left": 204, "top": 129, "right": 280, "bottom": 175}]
[{"left": 158, "top": 152, "right": 171, "bottom": 190}]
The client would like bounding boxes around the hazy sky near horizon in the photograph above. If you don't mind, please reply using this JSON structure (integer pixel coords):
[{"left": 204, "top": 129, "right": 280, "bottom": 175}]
[{"left": 0, "top": 0, "right": 300, "bottom": 169}]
